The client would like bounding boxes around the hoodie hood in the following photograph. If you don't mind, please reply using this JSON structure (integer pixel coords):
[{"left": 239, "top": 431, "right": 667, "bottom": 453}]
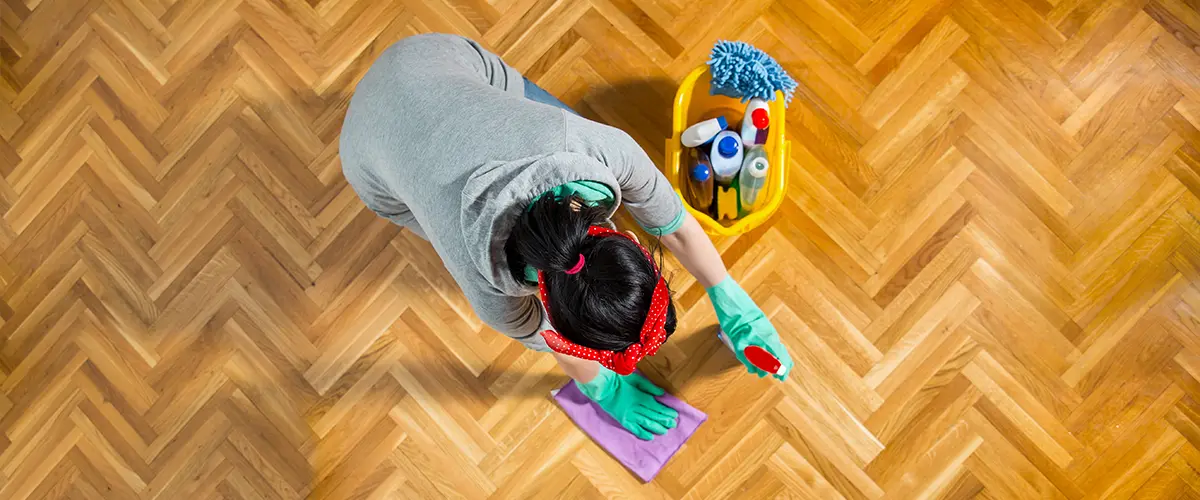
[{"left": 460, "top": 152, "right": 623, "bottom": 297}]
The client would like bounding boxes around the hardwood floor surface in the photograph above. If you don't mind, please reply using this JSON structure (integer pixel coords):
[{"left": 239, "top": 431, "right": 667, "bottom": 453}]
[{"left": 5, "top": 0, "right": 1200, "bottom": 497}]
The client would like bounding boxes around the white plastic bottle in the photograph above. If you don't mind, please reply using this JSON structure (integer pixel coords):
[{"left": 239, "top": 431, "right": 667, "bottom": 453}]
[
  {"left": 710, "top": 131, "right": 743, "bottom": 186},
  {"left": 740, "top": 98, "right": 770, "bottom": 146},
  {"left": 739, "top": 146, "right": 769, "bottom": 209},
  {"left": 681, "top": 116, "right": 727, "bottom": 147}
]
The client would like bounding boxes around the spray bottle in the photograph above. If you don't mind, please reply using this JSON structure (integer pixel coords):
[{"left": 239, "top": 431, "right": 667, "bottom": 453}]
[{"left": 717, "top": 329, "right": 787, "bottom": 376}]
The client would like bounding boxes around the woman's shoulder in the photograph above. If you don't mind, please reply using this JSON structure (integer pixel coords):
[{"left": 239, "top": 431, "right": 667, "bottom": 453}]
[{"left": 382, "top": 33, "right": 473, "bottom": 57}]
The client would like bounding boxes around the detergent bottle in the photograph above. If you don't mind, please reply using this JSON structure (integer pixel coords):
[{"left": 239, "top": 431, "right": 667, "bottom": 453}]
[
  {"left": 738, "top": 146, "right": 768, "bottom": 210},
  {"left": 685, "top": 149, "right": 714, "bottom": 215},
  {"left": 740, "top": 98, "right": 770, "bottom": 146},
  {"left": 710, "top": 131, "right": 743, "bottom": 186},
  {"left": 681, "top": 116, "right": 727, "bottom": 147}
]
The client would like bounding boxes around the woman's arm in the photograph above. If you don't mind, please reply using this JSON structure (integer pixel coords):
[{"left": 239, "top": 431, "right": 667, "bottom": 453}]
[
  {"left": 553, "top": 351, "right": 601, "bottom": 383},
  {"left": 659, "top": 213, "right": 728, "bottom": 288},
  {"left": 659, "top": 211, "right": 795, "bottom": 380}
]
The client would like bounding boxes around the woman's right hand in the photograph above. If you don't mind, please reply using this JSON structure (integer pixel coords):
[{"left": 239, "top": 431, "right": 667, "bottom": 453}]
[
  {"left": 706, "top": 276, "right": 793, "bottom": 381},
  {"left": 575, "top": 367, "right": 678, "bottom": 440}
]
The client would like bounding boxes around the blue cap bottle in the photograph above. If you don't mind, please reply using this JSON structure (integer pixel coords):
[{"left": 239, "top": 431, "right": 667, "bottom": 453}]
[
  {"left": 717, "top": 136, "right": 739, "bottom": 158},
  {"left": 686, "top": 149, "right": 715, "bottom": 214},
  {"left": 710, "top": 131, "right": 743, "bottom": 185}
]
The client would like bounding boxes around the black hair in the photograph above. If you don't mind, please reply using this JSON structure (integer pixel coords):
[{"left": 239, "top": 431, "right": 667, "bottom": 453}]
[{"left": 505, "top": 194, "right": 677, "bottom": 351}]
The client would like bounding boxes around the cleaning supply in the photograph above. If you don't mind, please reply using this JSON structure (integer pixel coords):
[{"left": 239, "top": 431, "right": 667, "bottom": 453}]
[
  {"left": 717, "top": 329, "right": 786, "bottom": 376},
  {"left": 574, "top": 368, "right": 679, "bottom": 440},
  {"left": 552, "top": 372, "right": 707, "bottom": 483},
  {"left": 681, "top": 116, "right": 727, "bottom": 147},
  {"left": 738, "top": 146, "right": 768, "bottom": 210},
  {"left": 685, "top": 149, "right": 715, "bottom": 215},
  {"left": 710, "top": 131, "right": 743, "bottom": 185},
  {"left": 740, "top": 98, "right": 770, "bottom": 146},
  {"left": 705, "top": 276, "right": 793, "bottom": 380},
  {"left": 716, "top": 184, "right": 739, "bottom": 221},
  {"left": 707, "top": 40, "right": 798, "bottom": 104}
]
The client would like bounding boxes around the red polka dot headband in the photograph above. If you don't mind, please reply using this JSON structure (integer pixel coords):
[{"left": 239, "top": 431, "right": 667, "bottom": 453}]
[{"left": 537, "top": 226, "right": 670, "bottom": 375}]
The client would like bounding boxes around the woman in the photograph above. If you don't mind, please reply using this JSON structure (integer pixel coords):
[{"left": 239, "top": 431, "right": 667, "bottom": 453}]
[{"left": 340, "top": 33, "right": 793, "bottom": 440}]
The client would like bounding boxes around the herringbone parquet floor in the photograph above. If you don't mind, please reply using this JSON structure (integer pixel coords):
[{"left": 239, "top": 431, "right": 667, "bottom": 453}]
[{"left": 3, "top": 0, "right": 1200, "bottom": 498}]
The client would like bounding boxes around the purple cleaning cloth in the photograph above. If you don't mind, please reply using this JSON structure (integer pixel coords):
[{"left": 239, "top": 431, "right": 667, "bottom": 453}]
[{"left": 552, "top": 377, "right": 707, "bottom": 482}]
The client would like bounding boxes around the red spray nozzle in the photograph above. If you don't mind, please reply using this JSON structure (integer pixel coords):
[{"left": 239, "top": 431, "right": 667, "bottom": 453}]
[
  {"left": 716, "top": 330, "right": 787, "bottom": 376},
  {"left": 743, "top": 345, "right": 783, "bottom": 375}
]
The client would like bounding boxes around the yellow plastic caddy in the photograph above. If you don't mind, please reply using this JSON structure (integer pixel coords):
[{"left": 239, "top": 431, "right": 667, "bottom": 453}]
[{"left": 665, "top": 66, "right": 791, "bottom": 238}]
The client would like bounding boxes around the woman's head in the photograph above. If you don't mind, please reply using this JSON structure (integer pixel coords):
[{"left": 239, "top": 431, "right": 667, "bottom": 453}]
[{"left": 506, "top": 195, "right": 677, "bottom": 352}]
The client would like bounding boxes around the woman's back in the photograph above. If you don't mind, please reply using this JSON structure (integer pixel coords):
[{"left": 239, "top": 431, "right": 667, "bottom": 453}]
[
  {"left": 340, "top": 34, "right": 624, "bottom": 347},
  {"left": 340, "top": 33, "right": 571, "bottom": 223},
  {"left": 339, "top": 33, "right": 684, "bottom": 350}
]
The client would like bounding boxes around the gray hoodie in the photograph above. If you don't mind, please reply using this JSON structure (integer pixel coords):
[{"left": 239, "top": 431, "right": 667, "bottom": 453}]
[{"left": 339, "top": 34, "right": 683, "bottom": 350}]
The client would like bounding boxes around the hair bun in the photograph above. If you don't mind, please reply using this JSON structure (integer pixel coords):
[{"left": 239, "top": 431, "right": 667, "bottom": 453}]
[{"left": 565, "top": 254, "right": 586, "bottom": 274}]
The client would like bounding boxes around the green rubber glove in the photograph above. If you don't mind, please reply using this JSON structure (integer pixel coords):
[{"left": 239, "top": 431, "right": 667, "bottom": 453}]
[
  {"left": 576, "top": 367, "right": 679, "bottom": 440},
  {"left": 706, "top": 276, "right": 794, "bottom": 381}
]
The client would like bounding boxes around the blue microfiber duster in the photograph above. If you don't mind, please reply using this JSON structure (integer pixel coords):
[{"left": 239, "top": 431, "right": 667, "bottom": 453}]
[{"left": 706, "top": 40, "right": 798, "bottom": 105}]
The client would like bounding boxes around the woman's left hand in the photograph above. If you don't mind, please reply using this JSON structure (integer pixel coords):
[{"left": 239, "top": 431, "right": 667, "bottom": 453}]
[{"left": 706, "top": 276, "right": 794, "bottom": 381}]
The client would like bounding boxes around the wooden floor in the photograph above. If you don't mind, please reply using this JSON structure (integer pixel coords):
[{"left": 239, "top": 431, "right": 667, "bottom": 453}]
[{"left": 5, "top": 0, "right": 1200, "bottom": 498}]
